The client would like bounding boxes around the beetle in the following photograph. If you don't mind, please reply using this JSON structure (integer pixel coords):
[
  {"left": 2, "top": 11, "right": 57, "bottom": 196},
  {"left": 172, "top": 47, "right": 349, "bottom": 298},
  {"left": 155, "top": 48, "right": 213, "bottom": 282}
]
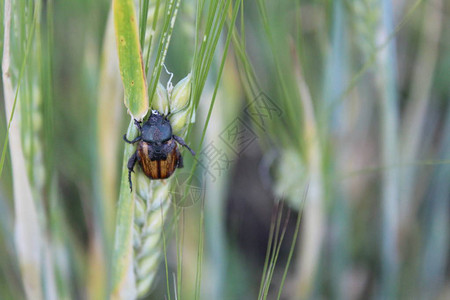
[{"left": 123, "top": 110, "right": 195, "bottom": 191}]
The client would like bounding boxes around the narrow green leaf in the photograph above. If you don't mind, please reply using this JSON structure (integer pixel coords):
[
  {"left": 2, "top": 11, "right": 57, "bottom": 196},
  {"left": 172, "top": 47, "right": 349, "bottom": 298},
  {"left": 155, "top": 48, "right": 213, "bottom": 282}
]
[
  {"left": 111, "top": 120, "right": 138, "bottom": 299},
  {"left": 113, "top": 0, "right": 148, "bottom": 120}
]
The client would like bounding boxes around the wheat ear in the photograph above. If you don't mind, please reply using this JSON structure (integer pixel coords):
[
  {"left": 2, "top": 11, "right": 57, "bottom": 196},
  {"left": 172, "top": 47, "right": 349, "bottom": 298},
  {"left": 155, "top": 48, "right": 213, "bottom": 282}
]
[{"left": 132, "top": 74, "right": 193, "bottom": 297}]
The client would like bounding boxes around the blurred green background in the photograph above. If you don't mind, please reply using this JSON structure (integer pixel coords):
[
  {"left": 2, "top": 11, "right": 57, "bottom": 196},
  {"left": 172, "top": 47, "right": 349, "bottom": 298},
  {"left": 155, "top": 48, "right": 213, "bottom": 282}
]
[{"left": 1, "top": 0, "right": 449, "bottom": 299}]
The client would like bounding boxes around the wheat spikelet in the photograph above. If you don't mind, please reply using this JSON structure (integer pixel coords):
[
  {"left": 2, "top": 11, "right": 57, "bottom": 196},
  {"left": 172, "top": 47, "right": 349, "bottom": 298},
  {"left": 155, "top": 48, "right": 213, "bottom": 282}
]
[
  {"left": 347, "top": 0, "right": 380, "bottom": 62},
  {"left": 22, "top": 82, "right": 46, "bottom": 203},
  {"left": 274, "top": 148, "right": 307, "bottom": 208},
  {"left": 10, "top": 3, "right": 46, "bottom": 194},
  {"left": 133, "top": 179, "right": 171, "bottom": 296}
]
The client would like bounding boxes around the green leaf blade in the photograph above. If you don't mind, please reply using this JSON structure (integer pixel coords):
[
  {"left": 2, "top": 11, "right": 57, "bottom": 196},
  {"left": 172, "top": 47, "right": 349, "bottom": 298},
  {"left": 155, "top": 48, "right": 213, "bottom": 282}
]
[{"left": 113, "top": 0, "right": 148, "bottom": 120}]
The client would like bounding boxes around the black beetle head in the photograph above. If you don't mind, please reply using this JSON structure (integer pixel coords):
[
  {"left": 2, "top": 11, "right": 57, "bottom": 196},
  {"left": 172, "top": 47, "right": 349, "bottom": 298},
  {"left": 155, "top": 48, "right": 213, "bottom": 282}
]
[{"left": 141, "top": 110, "right": 172, "bottom": 143}]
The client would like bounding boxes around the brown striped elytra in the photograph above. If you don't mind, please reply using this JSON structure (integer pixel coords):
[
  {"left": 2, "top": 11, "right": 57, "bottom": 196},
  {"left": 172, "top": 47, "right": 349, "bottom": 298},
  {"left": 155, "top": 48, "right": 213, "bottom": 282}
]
[
  {"left": 123, "top": 110, "right": 195, "bottom": 191},
  {"left": 137, "top": 140, "right": 178, "bottom": 179}
]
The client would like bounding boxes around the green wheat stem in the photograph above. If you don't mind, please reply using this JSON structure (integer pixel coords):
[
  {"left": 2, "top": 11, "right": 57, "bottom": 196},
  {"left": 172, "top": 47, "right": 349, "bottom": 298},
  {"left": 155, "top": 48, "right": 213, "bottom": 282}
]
[
  {"left": 257, "top": 205, "right": 277, "bottom": 300},
  {"left": 276, "top": 188, "right": 307, "bottom": 300},
  {"left": 144, "top": 0, "right": 162, "bottom": 74},
  {"left": 263, "top": 210, "right": 290, "bottom": 299},
  {"left": 147, "top": 0, "right": 181, "bottom": 106},
  {"left": 183, "top": 0, "right": 240, "bottom": 201}
]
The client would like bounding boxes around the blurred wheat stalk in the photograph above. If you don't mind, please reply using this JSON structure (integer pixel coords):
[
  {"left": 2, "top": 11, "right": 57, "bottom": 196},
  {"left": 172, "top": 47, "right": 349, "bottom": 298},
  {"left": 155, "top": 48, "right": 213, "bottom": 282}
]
[
  {"left": 231, "top": 0, "right": 449, "bottom": 299},
  {"left": 1, "top": 0, "right": 61, "bottom": 298},
  {"left": 2, "top": 2, "right": 42, "bottom": 298},
  {"left": 231, "top": 0, "right": 325, "bottom": 297}
]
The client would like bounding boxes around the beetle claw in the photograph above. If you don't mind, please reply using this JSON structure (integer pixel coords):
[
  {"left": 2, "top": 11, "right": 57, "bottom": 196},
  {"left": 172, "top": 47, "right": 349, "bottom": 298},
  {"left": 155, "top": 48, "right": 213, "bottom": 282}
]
[
  {"left": 134, "top": 119, "right": 143, "bottom": 131},
  {"left": 128, "top": 171, "right": 133, "bottom": 192}
]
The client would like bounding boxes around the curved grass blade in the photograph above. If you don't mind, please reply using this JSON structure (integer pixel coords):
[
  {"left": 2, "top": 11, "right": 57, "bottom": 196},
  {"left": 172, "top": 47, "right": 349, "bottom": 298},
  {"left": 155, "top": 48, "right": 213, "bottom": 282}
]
[
  {"left": 111, "top": 120, "right": 139, "bottom": 300},
  {"left": 113, "top": 0, "right": 148, "bottom": 120},
  {"left": 111, "top": 2, "right": 150, "bottom": 292}
]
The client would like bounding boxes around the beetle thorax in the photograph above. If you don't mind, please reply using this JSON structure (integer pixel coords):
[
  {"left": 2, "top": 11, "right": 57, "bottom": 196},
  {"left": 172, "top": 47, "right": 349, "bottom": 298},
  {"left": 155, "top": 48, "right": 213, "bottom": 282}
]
[{"left": 141, "top": 113, "right": 172, "bottom": 143}]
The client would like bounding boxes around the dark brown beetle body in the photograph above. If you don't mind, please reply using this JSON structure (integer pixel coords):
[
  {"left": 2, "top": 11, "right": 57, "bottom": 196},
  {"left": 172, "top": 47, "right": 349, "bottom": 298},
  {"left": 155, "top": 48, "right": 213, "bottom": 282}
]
[
  {"left": 124, "top": 110, "right": 195, "bottom": 191},
  {"left": 137, "top": 139, "right": 179, "bottom": 179}
]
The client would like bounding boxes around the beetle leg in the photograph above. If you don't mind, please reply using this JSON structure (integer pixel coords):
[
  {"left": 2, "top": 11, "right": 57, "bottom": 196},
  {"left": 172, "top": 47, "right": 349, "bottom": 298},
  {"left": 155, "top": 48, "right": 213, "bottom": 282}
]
[
  {"left": 173, "top": 135, "right": 196, "bottom": 156},
  {"left": 134, "top": 119, "right": 142, "bottom": 131},
  {"left": 123, "top": 134, "right": 142, "bottom": 144},
  {"left": 127, "top": 151, "right": 138, "bottom": 192},
  {"left": 176, "top": 147, "right": 184, "bottom": 168}
]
